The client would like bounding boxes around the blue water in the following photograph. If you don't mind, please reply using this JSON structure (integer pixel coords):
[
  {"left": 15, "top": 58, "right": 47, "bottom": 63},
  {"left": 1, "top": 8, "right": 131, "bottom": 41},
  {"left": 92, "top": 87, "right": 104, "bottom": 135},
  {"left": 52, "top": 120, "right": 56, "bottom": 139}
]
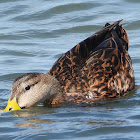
[{"left": 0, "top": 0, "right": 140, "bottom": 139}]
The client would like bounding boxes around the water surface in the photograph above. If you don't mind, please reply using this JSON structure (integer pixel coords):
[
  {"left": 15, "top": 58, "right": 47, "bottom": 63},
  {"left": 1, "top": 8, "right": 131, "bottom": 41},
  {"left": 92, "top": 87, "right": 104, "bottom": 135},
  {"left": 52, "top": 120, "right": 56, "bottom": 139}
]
[{"left": 0, "top": 0, "right": 140, "bottom": 139}]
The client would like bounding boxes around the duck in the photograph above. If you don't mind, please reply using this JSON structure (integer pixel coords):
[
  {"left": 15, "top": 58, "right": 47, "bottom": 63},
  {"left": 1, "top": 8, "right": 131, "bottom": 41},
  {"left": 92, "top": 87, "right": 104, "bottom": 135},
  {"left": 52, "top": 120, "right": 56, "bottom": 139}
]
[{"left": 3, "top": 19, "right": 135, "bottom": 111}]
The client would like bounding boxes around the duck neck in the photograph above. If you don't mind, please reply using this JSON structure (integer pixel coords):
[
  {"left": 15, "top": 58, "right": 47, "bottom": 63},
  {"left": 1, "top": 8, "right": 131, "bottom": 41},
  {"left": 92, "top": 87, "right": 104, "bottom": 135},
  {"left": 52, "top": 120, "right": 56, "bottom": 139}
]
[{"left": 43, "top": 74, "right": 65, "bottom": 106}]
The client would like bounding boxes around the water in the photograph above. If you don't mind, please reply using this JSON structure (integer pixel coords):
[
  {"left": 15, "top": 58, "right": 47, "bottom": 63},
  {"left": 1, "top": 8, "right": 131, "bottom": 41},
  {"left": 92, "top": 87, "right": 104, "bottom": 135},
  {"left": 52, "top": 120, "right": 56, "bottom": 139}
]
[{"left": 0, "top": 0, "right": 140, "bottom": 139}]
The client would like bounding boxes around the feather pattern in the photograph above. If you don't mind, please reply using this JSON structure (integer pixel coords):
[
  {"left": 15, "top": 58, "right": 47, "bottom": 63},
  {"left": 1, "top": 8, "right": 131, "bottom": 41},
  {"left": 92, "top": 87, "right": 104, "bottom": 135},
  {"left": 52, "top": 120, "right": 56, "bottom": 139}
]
[{"left": 48, "top": 20, "right": 135, "bottom": 104}]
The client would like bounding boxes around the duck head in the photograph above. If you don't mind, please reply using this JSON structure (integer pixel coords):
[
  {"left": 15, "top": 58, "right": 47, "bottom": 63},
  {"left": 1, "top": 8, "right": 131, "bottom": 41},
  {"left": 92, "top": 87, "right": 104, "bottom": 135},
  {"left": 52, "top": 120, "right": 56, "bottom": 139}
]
[{"left": 4, "top": 73, "right": 62, "bottom": 111}]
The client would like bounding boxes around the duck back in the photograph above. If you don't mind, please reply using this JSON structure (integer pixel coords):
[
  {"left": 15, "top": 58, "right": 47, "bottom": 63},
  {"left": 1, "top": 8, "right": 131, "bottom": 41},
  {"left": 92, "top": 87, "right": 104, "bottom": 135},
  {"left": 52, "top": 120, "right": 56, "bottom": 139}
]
[{"left": 48, "top": 20, "right": 135, "bottom": 104}]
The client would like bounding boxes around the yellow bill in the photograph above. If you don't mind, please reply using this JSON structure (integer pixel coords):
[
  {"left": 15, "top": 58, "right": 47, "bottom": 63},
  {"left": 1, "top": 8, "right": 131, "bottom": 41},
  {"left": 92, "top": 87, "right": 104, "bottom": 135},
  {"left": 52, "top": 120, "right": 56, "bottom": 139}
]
[{"left": 0, "top": 97, "right": 21, "bottom": 112}]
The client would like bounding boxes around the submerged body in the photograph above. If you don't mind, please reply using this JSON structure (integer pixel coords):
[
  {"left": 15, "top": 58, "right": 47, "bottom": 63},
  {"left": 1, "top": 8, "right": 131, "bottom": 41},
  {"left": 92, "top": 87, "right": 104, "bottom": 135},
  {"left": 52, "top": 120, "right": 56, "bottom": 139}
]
[{"left": 3, "top": 20, "right": 135, "bottom": 111}]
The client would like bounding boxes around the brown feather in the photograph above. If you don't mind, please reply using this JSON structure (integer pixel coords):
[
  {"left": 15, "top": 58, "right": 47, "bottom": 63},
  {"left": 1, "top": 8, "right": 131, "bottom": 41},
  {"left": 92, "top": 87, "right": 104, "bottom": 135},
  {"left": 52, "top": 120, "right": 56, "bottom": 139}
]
[{"left": 48, "top": 20, "right": 135, "bottom": 104}]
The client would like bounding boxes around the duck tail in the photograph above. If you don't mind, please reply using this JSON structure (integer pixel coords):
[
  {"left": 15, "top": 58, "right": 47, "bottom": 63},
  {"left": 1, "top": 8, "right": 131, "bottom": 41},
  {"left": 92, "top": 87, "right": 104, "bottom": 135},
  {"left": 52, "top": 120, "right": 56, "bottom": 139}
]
[{"left": 103, "top": 19, "right": 123, "bottom": 31}]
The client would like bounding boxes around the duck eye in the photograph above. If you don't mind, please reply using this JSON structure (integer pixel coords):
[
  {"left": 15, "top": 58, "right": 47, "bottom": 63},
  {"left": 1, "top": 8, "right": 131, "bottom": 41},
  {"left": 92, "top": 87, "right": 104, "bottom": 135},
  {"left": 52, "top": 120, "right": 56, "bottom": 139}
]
[{"left": 25, "top": 85, "right": 30, "bottom": 90}]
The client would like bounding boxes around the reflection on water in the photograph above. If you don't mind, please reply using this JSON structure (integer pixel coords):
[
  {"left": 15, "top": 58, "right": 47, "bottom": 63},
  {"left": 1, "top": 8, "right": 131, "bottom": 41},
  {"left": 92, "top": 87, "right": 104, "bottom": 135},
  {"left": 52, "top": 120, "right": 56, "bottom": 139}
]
[
  {"left": 15, "top": 118, "right": 55, "bottom": 128},
  {"left": 88, "top": 120, "right": 127, "bottom": 126},
  {"left": 11, "top": 107, "right": 54, "bottom": 117}
]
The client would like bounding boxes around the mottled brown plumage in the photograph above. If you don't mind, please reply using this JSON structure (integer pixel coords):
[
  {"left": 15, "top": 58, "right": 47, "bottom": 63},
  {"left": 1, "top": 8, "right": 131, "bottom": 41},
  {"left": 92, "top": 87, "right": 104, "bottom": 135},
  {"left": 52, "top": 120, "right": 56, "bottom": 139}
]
[
  {"left": 5, "top": 20, "right": 135, "bottom": 111},
  {"left": 48, "top": 19, "right": 135, "bottom": 104}
]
